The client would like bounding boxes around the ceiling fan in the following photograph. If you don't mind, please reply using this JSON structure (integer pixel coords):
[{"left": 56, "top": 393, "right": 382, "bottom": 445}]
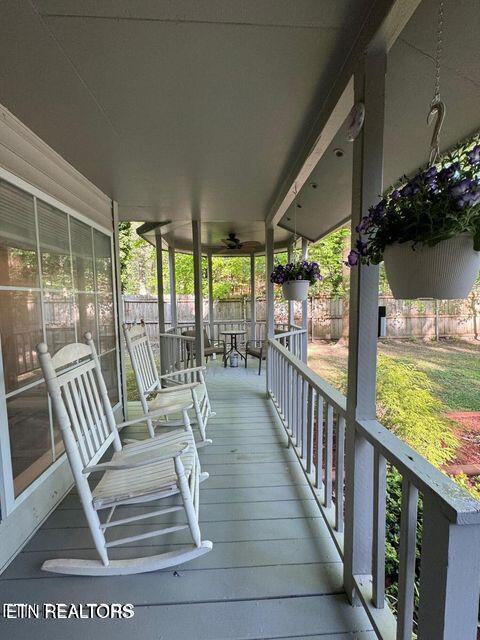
[{"left": 220, "top": 232, "right": 261, "bottom": 251}]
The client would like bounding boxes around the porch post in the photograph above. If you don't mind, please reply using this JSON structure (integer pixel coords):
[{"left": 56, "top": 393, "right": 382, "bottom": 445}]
[
  {"left": 250, "top": 253, "right": 256, "bottom": 339},
  {"left": 155, "top": 225, "right": 167, "bottom": 373},
  {"left": 265, "top": 224, "right": 274, "bottom": 394},
  {"left": 112, "top": 201, "right": 128, "bottom": 419},
  {"left": 265, "top": 225, "right": 274, "bottom": 339},
  {"left": 207, "top": 251, "right": 215, "bottom": 341},
  {"left": 301, "top": 237, "right": 309, "bottom": 363},
  {"left": 168, "top": 243, "right": 178, "bottom": 330},
  {"left": 343, "top": 50, "right": 386, "bottom": 603},
  {"left": 287, "top": 240, "right": 294, "bottom": 328},
  {"left": 192, "top": 219, "right": 205, "bottom": 367}
]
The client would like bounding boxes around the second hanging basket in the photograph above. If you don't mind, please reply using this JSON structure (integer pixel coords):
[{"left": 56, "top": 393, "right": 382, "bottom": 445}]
[{"left": 281, "top": 279, "right": 310, "bottom": 301}]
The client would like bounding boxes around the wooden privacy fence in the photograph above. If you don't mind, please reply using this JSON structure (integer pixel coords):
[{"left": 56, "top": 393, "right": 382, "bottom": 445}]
[{"left": 124, "top": 288, "right": 480, "bottom": 342}]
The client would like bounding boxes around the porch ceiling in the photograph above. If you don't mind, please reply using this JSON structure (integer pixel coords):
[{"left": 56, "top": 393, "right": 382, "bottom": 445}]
[
  {"left": 279, "top": 0, "right": 480, "bottom": 242},
  {"left": 0, "top": 0, "right": 373, "bottom": 233}
]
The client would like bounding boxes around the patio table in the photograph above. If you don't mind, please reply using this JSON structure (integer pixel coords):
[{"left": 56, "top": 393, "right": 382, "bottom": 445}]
[{"left": 220, "top": 330, "right": 247, "bottom": 367}]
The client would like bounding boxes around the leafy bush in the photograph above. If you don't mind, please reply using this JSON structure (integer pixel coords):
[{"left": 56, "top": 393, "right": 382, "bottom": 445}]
[{"left": 376, "top": 355, "right": 457, "bottom": 467}]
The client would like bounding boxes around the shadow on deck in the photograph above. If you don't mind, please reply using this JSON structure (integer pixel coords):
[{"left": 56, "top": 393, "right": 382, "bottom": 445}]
[{"left": 0, "top": 359, "right": 373, "bottom": 639}]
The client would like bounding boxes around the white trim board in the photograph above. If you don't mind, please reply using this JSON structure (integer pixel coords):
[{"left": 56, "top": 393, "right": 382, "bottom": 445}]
[{"left": 0, "top": 104, "right": 111, "bottom": 227}]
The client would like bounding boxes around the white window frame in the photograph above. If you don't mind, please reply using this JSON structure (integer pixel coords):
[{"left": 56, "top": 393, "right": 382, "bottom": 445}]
[{"left": 0, "top": 166, "right": 121, "bottom": 517}]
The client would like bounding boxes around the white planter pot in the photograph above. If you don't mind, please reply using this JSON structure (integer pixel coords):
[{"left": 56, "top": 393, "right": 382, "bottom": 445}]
[
  {"left": 282, "top": 279, "right": 310, "bottom": 301},
  {"left": 383, "top": 234, "right": 480, "bottom": 300}
]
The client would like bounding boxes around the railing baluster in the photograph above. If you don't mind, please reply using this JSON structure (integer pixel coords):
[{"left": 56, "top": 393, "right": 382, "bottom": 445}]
[
  {"left": 372, "top": 449, "right": 386, "bottom": 608},
  {"left": 335, "top": 415, "right": 345, "bottom": 533},
  {"left": 396, "top": 477, "right": 418, "bottom": 640},
  {"left": 306, "top": 385, "right": 314, "bottom": 474},
  {"left": 302, "top": 377, "right": 308, "bottom": 460},
  {"left": 315, "top": 393, "right": 324, "bottom": 490},
  {"left": 296, "top": 370, "right": 302, "bottom": 449},
  {"left": 324, "top": 403, "right": 333, "bottom": 508}
]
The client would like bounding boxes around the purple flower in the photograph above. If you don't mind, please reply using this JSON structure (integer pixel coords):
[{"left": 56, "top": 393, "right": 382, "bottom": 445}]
[
  {"left": 391, "top": 189, "right": 401, "bottom": 200},
  {"left": 450, "top": 178, "right": 473, "bottom": 197},
  {"left": 356, "top": 215, "right": 373, "bottom": 233},
  {"left": 400, "top": 181, "right": 419, "bottom": 197},
  {"left": 355, "top": 239, "right": 368, "bottom": 256},
  {"left": 438, "top": 162, "right": 460, "bottom": 183},
  {"left": 423, "top": 166, "right": 437, "bottom": 180},
  {"left": 345, "top": 250, "right": 359, "bottom": 267},
  {"left": 467, "top": 145, "right": 480, "bottom": 166}
]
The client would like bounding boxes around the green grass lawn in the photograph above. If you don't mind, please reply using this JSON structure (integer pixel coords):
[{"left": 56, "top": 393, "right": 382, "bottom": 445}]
[{"left": 308, "top": 338, "right": 480, "bottom": 413}]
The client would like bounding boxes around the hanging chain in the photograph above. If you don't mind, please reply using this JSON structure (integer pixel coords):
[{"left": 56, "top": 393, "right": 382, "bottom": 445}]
[
  {"left": 292, "top": 182, "right": 299, "bottom": 263},
  {"left": 428, "top": 0, "right": 446, "bottom": 164},
  {"left": 432, "top": 0, "right": 444, "bottom": 105}
]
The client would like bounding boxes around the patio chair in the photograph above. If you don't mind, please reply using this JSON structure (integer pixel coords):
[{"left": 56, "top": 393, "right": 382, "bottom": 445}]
[
  {"left": 123, "top": 323, "right": 214, "bottom": 446},
  {"left": 245, "top": 330, "right": 286, "bottom": 375},
  {"left": 36, "top": 338, "right": 212, "bottom": 576},
  {"left": 182, "top": 329, "right": 226, "bottom": 362}
]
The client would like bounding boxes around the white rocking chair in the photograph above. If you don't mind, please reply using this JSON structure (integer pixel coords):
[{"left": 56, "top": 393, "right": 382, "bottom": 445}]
[
  {"left": 123, "top": 322, "right": 214, "bottom": 446},
  {"left": 37, "top": 338, "right": 212, "bottom": 576}
]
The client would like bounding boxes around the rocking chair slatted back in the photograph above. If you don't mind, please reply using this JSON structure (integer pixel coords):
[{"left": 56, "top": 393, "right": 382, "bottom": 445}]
[
  {"left": 124, "top": 322, "right": 160, "bottom": 401},
  {"left": 38, "top": 333, "right": 122, "bottom": 472}
]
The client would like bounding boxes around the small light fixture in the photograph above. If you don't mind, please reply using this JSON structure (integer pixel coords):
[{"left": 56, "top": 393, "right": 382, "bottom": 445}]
[{"left": 334, "top": 148, "right": 344, "bottom": 158}]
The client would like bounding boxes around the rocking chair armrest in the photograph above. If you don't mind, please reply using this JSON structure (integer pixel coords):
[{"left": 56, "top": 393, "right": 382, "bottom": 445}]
[
  {"left": 116, "top": 406, "right": 181, "bottom": 430},
  {"left": 157, "top": 381, "right": 200, "bottom": 393},
  {"left": 158, "top": 366, "right": 206, "bottom": 380},
  {"left": 83, "top": 442, "right": 190, "bottom": 473}
]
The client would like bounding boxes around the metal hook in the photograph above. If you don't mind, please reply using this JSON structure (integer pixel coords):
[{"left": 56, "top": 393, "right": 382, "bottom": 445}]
[{"left": 427, "top": 100, "right": 446, "bottom": 165}]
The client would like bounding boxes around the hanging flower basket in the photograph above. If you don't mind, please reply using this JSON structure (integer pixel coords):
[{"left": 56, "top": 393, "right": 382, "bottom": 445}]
[
  {"left": 346, "top": 136, "right": 480, "bottom": 300},
  {"left": 282, "top": 279, "right": 310, "bottom": 301},
  {"left": 384, "top": 234, "right": 480, "bottom": 299},
  {"left": 270, "top": 261, "right": 322, "bottom": 301}
]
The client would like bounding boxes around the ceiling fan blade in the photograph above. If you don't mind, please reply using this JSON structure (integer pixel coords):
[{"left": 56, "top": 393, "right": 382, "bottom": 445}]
[{"left": 239, "top": 241, "right": 262, "bottom": 249}]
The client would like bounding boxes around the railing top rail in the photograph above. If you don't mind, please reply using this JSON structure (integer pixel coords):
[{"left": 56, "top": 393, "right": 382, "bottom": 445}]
[
  {"left": 268, "top": 338, "right": 346, "bottom": 416},
  {"left": 357, "top": 418, "right": 480, "bottom": 525},
  {"left": 269, "top": 337, "right": 480, "bottom": 526},
  {"left": 273, "top": 328, "right": 307, "bottom": 339},
  {"left": 159, "top": 332, "right": 195, "bottom": 342}
]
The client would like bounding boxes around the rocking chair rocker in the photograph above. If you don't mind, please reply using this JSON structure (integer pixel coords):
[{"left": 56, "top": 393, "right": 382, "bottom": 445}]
[
  {"left": 37, "top": 338, "right": 212, "bottom": 576},
  {"left": 123, "top": 322, "right": 215, "bottom": 446}
]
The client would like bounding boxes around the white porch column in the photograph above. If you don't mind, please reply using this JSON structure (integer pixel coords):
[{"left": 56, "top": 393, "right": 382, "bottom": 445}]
[
  {"left": 265, "top": 224, "right": 274, "bottom": 394},
  {"left": 168, "top": 243, "right": 177, "bottom": 330},
  {"left": 192, "top": 219, "right": 204, "bottom": 367},
  {"left": 343, "top": 50, "right": 386, "bottom": 603},
  {"left": 301, "top": 237, "right": 309, "bottom": 363},
  {"left": 250, "top": 253, "right": 256, "bottom": 339},
  {"left": 207, "top": 251, "right": 214, "bottom": 341},
  {"left": 155, "top": 225, "right": 167, "bottom": 373},
  {"left": 112, "top": 201, "right": 128, "bottom": 418},
  {"left": 265, "top": 225, "right": 274, "bottom": 338},
  {"left": 287, "top": 240, "right": 294, "bottom": 328}
]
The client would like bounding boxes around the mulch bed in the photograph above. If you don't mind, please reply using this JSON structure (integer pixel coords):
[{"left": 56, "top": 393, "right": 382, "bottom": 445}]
[{"left": 444, "top": 412, "right": 480, "bottom": 477}]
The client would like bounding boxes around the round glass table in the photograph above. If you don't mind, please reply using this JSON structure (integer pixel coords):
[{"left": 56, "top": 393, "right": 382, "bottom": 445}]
[{"left": 220, "top": 330, "right": 247, "bottom": 367}]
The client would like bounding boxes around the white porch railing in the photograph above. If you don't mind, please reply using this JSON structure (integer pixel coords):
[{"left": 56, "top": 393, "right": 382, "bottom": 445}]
[
  {"left": 267, "top": 337, "right": 480, "bottom": 640},
  {"left": 158, "top": 331, "right": 194, "bottom": 374}
]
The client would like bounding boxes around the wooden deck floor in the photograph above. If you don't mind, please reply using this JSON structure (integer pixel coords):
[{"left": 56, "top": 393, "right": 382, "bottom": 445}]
[{"left": 0, "top": 360, "right": 373, "bottom": 639}]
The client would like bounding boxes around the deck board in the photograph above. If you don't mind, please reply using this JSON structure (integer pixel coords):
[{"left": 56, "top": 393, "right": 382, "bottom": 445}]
[{"left": 0, "top": 359, "right": 372, "bottom": 639}]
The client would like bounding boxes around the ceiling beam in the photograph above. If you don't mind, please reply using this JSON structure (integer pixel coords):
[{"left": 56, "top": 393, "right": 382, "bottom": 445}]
[{"left": 266, "top": 0, "right": 422, "bottom": 230}]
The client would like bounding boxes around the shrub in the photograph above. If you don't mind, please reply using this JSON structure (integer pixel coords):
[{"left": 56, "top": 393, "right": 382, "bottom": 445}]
[{"left": 376, "top": 355, "right": 457, "bottom": 467}]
